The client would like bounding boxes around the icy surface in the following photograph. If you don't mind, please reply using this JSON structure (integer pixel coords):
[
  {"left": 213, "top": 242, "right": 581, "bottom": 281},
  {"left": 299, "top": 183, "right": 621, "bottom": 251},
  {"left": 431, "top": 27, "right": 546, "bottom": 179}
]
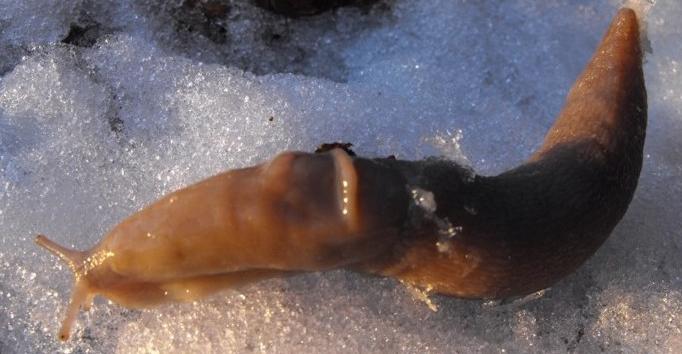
[{"left": 1, "top": 0, "right": 681, "bottom": 353}]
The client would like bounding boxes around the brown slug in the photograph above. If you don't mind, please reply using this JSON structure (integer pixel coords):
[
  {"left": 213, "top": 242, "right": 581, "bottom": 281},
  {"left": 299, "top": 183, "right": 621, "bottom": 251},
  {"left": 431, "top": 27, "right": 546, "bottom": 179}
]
[{"left": 36, "top": 8, "right": 646, "bottom": 341}]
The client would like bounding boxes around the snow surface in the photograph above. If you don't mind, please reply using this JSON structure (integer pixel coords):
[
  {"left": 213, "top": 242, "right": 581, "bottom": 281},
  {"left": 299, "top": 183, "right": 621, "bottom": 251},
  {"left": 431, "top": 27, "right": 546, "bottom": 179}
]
[{"left": 1, "top": 0, "right": 681, "bottom": 352}]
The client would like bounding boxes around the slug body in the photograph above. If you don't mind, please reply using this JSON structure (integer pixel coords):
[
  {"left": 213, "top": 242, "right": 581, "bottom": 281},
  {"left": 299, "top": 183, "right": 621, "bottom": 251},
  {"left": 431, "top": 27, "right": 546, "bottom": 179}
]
[{"left": 37, "top": 8, "right": 646, "bottom": 341}]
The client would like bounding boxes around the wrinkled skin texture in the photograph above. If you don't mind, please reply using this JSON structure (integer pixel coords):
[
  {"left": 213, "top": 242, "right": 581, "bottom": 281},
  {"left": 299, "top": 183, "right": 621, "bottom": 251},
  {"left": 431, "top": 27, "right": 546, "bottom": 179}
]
[{"left": 36, "top": 9, "right": 646, "bottom": 341}]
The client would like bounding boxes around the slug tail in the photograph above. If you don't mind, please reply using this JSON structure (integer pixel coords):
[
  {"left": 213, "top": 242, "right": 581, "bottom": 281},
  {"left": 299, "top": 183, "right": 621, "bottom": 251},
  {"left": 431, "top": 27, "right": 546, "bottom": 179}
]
[{"left": 532, "top": 7, "right": 645, "bottom": 160}]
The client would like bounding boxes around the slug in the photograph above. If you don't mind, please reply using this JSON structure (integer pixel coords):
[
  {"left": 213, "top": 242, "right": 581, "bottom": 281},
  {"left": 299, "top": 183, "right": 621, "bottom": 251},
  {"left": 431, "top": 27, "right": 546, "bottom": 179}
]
[{"left": 36, "top": 8, "right": 646, "bottom": 341}]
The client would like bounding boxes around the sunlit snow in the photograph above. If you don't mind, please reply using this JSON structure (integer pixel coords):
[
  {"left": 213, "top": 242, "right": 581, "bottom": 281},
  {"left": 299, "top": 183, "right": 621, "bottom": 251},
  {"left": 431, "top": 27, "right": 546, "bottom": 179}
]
[{"left": 1, "top": 0, "right": 680, "bottom": 353}]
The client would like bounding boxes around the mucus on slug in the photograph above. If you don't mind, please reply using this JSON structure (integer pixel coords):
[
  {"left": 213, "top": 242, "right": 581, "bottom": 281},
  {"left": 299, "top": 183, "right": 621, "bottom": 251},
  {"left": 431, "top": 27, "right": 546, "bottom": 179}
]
[{"left": 36, "top": 8, "right": 646, "bottom": 341}]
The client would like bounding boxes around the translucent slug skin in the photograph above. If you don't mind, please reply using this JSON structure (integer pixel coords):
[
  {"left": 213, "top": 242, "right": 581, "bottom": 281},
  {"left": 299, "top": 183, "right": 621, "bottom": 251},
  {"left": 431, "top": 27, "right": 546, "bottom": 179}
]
[{"left": 36, "top": 8, "right": 646, "bottom": 341}]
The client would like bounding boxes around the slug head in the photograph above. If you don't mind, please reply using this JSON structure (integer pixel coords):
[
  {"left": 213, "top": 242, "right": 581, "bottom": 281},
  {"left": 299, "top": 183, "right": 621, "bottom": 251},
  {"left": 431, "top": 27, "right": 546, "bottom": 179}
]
[{"left": 35, "top": 233, "right": 195, "bottom": 341}]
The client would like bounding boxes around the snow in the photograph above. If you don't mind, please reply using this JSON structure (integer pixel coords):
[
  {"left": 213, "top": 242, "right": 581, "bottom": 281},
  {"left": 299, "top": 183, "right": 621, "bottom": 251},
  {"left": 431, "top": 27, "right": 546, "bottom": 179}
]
[{"left": 1, "top": 0, "right": 681, "bottom": 352}]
